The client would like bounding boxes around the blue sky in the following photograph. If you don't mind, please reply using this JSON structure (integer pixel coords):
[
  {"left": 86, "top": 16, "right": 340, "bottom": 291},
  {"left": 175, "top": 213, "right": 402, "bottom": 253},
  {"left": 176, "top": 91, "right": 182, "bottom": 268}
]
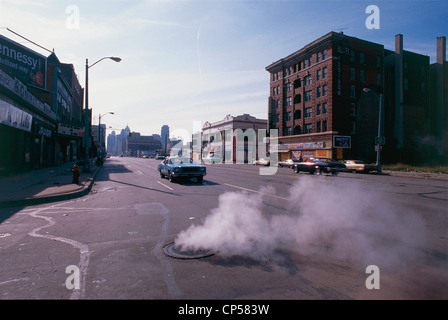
[{"left": 0, "top": 0, "right": 446, "bottom": 140}]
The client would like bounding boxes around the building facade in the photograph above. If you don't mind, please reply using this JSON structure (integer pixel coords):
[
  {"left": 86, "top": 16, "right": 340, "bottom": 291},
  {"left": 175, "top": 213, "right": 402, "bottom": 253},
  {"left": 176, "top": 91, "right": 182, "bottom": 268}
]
[
  {"left": 429, "top": 36, "right": 448, "bottom": 160},
  {"left": 0, "top": 34, "right": 56, "bottom": 174},
  {"left": 266, "top": 31, "right": 384, "bottom": 162},
  {"left": 197, "top": 114, "right": 268, "bottom": 163}
]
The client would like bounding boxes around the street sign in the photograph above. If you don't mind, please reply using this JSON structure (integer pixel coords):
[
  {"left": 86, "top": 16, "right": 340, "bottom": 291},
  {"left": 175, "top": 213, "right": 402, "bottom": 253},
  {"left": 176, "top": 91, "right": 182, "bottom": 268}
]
[{"left": 375, "top": 136, "right": 385, "bottom": 145}]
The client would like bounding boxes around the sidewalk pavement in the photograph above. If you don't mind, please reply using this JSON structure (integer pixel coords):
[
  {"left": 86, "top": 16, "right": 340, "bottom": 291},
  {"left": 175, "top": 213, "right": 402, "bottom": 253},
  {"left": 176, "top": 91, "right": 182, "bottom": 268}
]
[{"left": 0, "top": 160, "right": 101, "bottom": 208}]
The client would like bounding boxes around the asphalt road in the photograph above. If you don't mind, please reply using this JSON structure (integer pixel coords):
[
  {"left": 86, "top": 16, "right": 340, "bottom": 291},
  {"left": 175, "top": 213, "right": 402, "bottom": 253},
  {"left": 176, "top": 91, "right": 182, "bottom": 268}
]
[{"left": 0, "top": 156, "right": 447, "bottom": 300}]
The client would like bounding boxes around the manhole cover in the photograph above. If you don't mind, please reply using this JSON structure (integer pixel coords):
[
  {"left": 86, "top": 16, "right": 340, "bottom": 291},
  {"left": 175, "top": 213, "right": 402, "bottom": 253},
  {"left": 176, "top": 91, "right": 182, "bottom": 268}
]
[{"left": 163, "top": 241, "right": 215, "bottom": 259}]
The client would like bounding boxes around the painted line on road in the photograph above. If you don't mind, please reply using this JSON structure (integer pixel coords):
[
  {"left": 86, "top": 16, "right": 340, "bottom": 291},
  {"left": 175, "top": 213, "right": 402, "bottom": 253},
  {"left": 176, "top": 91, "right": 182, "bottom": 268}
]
[
  {"left": 157, "top": 181, "right": 174, "bottom": 191},
  {"left": 223, "top": 183, "right": 290, "bottom": 201},
  {"left": 135, "top": 170, "right": 143, "bottom": 175}
]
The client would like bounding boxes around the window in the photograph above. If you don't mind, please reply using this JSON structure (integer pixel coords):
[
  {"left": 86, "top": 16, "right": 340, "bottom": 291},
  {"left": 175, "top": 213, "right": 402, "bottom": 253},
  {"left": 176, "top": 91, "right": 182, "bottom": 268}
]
[
  {"left": 308, "top": 57, "right": 312, "bottom": 66},
  {"left": 377, "top": 74, "right": 382, "bottom": 86},
  {"left": 304, "top": 75, "right": 312, "bottom": 86},
  {"left": 316, "top": 121, "right": 321, "bottom": 133},
  {"left": 304, "top": 107, "right": 312, "bottom": 118},
  {"left": 317, "top": 104, "right": 321, "bottom": 115},
  {"left": 317, "top": 52, "right": 322, "bottom": 62},
  {"left": 322, "top": 49, "right": 327, "bottom": 60},
  {"left": 293, "top": 79, "right": 301, "bottom": 89},
  {"left": 294, "top": 126, "right": 301, "bottom": 135},
  {"left": 360, "top": 70, "right": 365, "bottom": 83},
  {"left": 322, "top": 102, "right": 327, "bottom": 114},
  {"left": 303, "top": 59, "right": 307, "bottom": 69},
  {"left": 317, "top": 69, "right": 321, "bottom": 81},
  {"left": 377, "top": 56, "right": 381, "bottom": 68},
  {"left": 294, "top": 110, "right": 301, "bottom": 120},
  {"left": 322, "top": 67, "right": 327, "bottom": 79},
  {"left": 294, "top": 94, "right": 301, "bottom": 104},
  {"left": 317, "top": 87, "right": 321, "bottom": 98},
  {"left": 283, "top": 126, "right": 291, "bottom": 136},
  {"left": 351, "top": 120, "right": 356, "bottom": 134},
  {"left": 350, "top": 85, "right": 356, "bottom": 98},
  {"left": 350, "top": 103, "right": 356, "bottom": 116},
  {"left": 360, "top": 52, "right": 365, "bottom": 64},
  {"left": 285, "top": 97, "right": 292, "bottom": 107},
  {"left": 322, "top": 85, "right": 327, "bottom": 96},
  {"left": 350, "top": 49, "right": 355, "bottom": 63},
  {"left": 304, "top": 123, "right": 312, "bottom": 134},
  {"left": 322, "top": 120, "right": 327, "bottom": 132},
  {"left": 284, "top": 111, "right": 291, "bottom": 121},
  {"left": 286, "top": 82, "right": 292, "bottom": 92},
  {"left": 350, "top": 68, "right": 356, "bottom": 81},
  {"left": 304, "top": 90, "right": 312, "bottom": 102}
]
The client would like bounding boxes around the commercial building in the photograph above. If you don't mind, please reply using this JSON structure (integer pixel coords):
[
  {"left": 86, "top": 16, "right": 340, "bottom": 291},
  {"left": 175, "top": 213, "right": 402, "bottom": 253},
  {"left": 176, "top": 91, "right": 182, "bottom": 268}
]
[
  {"left": 266, "top": 31, "right": 445, "bottom": 164},
  {"left": 197, "top": 114, "right": 268, "bottom": 163},
  {"left": 266, "top": 31, "right": 384, "bottom": 162},
  {"left": 0, "top": 33, "right": 83, "bottom": 174}
]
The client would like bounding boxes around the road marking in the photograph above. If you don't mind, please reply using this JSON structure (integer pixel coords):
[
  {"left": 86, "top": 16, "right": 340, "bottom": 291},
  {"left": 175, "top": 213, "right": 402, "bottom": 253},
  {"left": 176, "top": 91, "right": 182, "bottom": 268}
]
[
  {"left": 157, "top": 181, "right": 174, "bottom": 191},
  {"left": 223, "top": 183, "right": 290, "bottom": 201},
  {"left": 134, "top": 170, "right": 143, "bottom": 175}
]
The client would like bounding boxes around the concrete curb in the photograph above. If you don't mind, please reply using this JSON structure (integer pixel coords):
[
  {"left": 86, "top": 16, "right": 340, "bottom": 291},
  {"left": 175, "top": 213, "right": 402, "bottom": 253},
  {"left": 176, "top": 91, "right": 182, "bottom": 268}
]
[{"left": 0, "top": 166, "right": 102, "bottom": 209}]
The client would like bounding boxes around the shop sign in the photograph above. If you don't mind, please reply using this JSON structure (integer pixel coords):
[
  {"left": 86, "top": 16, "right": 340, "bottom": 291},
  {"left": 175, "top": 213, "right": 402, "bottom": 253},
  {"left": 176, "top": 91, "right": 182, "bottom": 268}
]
[
  {"left": 0, "top": 100, "right": 32, "bottom": 132},
  {"left": 38, "top": 126, "right": 52, "bottom": 138},
  {"left": 333, "top": 135, "right": 351, "bottom": 148},
  {"left": 58, "top": 123, "right": 82, "bottom": 137},
  {"left": 290, "top": 142, "right": 324, "bottom": 149},
  {"left": 0, "top": 69, "right": 56, "bottom": 121}
]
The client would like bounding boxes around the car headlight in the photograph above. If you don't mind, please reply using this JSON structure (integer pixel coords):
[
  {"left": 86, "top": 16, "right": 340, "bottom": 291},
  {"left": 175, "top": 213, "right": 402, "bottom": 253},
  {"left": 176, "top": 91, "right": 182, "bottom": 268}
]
[{"left": 201, "top": 167, "right": 206, "bottom": 172}]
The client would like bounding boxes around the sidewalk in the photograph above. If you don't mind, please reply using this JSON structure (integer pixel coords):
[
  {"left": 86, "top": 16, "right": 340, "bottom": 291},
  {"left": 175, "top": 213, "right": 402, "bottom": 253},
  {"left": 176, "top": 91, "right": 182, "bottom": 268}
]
[{"left": 0, "top": 160, "right": 101, "bottom": 208}]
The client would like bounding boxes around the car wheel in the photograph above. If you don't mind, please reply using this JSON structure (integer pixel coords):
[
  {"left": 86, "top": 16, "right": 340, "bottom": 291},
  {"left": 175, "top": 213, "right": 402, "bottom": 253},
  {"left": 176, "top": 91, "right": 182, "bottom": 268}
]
[
  {"left": 315, "top": 168, "right": 322, "bottom": 175},
  {"left": 168, "top": 172, "right": 176, "bottom": 182},
  {"left": 159, "top": 169, "right": 165, "bottom": 178},
  {"left": 197, "top": 176, "right": 203, "bottom": 183},
  {"left": 332, "top": 170, "right": 339, "bottom": 176}
]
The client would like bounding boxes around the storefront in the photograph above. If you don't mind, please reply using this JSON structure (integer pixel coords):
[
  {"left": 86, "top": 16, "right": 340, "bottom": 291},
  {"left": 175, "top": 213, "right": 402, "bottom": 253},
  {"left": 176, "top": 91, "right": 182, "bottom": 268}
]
[{"left": 274, "top": 131, "right": 340, "bottom": 161}]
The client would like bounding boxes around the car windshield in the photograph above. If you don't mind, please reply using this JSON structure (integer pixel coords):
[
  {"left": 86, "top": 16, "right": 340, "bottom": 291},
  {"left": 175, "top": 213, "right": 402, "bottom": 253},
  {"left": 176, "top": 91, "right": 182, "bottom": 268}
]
[{"left": 169, "top": 157, "right": 195, "bottom": 165}]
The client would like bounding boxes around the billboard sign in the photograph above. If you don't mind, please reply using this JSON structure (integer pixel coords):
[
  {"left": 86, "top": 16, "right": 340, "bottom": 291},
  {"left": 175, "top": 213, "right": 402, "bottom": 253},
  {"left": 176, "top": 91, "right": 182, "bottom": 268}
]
[
  {"left": 0, "top": 34, "right": 47, "bottom": 89},
  {"left": 333, "top": 135, "right": 351, "bottom": 148}
]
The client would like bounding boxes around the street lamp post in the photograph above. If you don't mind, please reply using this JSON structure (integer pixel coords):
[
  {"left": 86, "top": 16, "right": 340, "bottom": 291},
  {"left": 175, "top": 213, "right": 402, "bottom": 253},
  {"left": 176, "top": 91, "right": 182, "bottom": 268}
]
[
  {"left": 363, "top": 88, "right": 383, "bottom": 173},
  {"left": 83, "top": 56, "right": 121, "bottom": 172},
  {"left": 99, "top": 112, "right": 114, "bottom": 159}
]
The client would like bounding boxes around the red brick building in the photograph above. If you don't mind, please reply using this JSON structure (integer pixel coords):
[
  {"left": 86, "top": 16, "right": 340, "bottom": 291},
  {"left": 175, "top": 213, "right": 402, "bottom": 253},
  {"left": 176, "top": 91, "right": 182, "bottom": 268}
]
[{"left": 266, "top": 31, "right": 384, "bottom": 162}]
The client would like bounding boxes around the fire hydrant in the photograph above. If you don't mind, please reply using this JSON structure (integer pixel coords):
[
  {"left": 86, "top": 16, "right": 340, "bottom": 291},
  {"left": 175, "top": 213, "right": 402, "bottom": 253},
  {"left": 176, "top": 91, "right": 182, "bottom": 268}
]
[{"left": 72, "top": 164, "right": 80, "bottom": 184}]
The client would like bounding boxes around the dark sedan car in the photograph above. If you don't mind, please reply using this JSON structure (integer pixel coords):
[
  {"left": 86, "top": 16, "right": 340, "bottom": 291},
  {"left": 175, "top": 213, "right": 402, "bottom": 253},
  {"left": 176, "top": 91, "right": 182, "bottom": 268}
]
[
  {"left": 292, "top": 158, "right": 345, "bottom": 175},
  {"left": 158, "top": 156, "right": 206, "bottom": 183}
]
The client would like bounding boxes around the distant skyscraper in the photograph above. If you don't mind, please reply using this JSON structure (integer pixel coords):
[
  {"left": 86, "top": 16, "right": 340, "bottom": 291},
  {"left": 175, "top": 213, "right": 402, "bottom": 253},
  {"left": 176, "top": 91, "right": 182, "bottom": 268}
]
[{"left": 161, "top": 125, "right": 170, "bottom": 152}]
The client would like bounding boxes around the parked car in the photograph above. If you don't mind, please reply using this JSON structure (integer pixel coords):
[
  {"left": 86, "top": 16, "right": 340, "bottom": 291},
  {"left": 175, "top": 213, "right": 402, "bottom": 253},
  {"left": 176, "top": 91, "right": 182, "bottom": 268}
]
[
  {"left": 278, "top": 159, "right": 300, "bottom": 168},
  {"left": 158, "top": 156, "right": 207, "bottom": 183},
  {"left": 155, "top": 154, "right": 166, "bottom": 160},
  {"left": 343, "top": 160, "right": 379, "bottom": 173},
  {"left": 292, "top": 158, "right": 345, "bottom": 175},
  {"left": 314, "top": 158, "right": 348, "bottom": 171},
  {"left": 253, "top": 158, "right": 270, "bottom": 166}
]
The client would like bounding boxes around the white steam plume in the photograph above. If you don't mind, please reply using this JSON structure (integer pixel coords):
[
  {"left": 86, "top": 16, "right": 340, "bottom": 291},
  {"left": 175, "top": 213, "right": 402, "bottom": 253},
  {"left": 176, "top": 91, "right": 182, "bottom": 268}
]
[{"left": 175, "top": 176, "right": 425, "bottom": 269}]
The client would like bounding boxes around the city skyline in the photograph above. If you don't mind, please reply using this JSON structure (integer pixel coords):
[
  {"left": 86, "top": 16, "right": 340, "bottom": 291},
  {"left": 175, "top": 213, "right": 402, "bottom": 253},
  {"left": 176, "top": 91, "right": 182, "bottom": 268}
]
[{"left": 0, "top": 0, "right": 446, "bottom": 138}]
